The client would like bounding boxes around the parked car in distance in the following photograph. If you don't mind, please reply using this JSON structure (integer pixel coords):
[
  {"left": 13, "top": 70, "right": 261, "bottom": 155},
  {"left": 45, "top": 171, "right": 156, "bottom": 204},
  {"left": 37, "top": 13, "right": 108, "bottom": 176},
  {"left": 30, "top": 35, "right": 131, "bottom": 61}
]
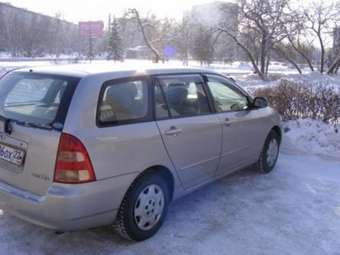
[{"left": 0, "top": 65, "right": 282, "bottom": 241}]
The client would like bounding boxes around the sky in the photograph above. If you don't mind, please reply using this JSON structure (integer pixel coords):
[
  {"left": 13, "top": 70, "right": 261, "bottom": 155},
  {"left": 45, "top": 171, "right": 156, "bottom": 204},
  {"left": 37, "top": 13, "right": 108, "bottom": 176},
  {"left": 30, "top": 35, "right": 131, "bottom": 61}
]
[{"left": 4, "top": 0, "right": 239, "bottom": 23}]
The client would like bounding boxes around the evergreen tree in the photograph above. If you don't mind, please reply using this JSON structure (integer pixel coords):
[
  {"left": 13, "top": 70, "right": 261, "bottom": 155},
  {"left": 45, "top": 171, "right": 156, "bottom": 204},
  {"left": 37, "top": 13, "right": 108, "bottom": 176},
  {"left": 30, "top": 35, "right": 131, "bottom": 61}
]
[{"left": 108, "top": 18, "right": 123, "bottom": 61}]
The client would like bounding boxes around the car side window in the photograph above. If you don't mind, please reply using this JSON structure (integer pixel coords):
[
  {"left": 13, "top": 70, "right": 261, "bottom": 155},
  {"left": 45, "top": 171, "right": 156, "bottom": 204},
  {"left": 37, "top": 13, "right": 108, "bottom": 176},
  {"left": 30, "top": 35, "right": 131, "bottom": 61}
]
[
  {"left": 156, "top": 75, "right": 210, "bottom": 118},
  {"left": 98, "top": 79, "right": 149, "bottom": 124},
  {"left": 206, "top": 75, "right": 249, "bottom": 112}
]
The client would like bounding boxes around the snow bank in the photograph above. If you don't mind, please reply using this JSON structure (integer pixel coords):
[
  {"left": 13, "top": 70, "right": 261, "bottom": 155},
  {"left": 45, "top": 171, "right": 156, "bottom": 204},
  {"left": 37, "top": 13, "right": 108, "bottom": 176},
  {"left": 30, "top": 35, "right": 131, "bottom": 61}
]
[{"left": 282, "top": 119, "right": 340, "bottom": 160}]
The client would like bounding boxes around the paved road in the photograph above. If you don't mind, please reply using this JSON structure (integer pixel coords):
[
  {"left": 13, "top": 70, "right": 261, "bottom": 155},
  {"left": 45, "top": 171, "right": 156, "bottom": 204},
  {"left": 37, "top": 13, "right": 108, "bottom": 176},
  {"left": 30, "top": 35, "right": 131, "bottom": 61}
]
[{"left": 1, "top": 153, "right": 340, "bottom": 255}]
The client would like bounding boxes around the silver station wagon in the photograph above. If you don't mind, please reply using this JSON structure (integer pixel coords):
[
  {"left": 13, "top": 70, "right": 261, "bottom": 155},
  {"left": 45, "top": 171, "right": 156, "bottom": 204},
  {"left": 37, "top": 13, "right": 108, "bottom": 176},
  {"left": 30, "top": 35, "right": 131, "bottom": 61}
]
[{"left": 0, "top": 65, "right": 281, "bottom": 241}]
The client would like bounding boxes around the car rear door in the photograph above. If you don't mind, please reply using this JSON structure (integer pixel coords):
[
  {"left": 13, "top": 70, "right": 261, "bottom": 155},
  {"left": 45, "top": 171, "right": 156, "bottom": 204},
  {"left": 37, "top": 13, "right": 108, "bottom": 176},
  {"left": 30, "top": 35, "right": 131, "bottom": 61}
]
[
  {"left": 204, "top": 74, "right": 265, "bottom": 176},
  {"left": 154, "top": 74, "right": 222, "bottom": 189}
]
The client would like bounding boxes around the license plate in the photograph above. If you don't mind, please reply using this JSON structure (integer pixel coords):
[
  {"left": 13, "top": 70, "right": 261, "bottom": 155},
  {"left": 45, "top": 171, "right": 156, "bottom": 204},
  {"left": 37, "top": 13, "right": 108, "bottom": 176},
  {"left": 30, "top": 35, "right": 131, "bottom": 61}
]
[{"left": 0, "top": 143, "right": 25, "bottom": 166}]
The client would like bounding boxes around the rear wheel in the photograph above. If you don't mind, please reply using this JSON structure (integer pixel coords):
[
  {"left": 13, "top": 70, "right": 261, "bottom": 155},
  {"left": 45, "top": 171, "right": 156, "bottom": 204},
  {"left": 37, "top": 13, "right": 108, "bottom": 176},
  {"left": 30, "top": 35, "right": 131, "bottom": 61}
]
[
  {"left": 256, "top": 130, "right": 280, "bottom": 174},
  {"left": 114, "top": 172, "right": 170, "bottom": 241}
]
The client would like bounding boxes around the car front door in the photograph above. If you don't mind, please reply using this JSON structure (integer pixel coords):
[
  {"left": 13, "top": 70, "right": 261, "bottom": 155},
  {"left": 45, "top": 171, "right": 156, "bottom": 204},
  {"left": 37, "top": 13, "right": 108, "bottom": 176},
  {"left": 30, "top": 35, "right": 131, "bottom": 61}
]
[
  {"left": 205, "top": 74, "right": 264, "bottom": 176},
  {"left": 154, "top": 74, "right": 222, "bottom": 189}
]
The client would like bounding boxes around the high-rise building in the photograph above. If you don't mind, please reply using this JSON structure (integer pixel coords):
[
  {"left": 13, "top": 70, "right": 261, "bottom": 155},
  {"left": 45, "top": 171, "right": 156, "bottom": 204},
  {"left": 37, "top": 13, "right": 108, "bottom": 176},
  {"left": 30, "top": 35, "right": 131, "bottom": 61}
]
[{"left": 0, "top": 2, "right": 79, "bottom": 56}]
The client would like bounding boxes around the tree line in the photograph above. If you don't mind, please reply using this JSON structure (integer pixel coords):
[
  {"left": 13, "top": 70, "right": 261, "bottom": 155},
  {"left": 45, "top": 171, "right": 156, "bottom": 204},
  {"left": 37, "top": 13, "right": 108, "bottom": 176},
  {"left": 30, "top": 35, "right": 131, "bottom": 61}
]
[
  {"left": 216, "top": 0, "right": 340, "bottom": 79},
  {"left": 106, "top": 0, "right": 340, "bottom": 79},
  {"left": 0, "top": 0, "right": 339, "bottom": 79}
]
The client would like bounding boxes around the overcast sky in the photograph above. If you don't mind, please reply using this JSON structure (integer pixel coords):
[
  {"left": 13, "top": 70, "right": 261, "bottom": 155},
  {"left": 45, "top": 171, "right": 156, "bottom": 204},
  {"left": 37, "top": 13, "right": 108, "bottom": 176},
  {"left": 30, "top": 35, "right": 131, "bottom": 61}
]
[{"left": 4, "top": 0, "right": 330, "bottom": 24}]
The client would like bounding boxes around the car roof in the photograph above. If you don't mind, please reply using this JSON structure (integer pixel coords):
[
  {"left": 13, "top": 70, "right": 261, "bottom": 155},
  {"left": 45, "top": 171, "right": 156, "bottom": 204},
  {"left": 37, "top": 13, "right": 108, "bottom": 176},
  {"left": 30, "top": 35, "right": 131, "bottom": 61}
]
[{"left": 13, "top": 63, "right": 219, "bottom": 78}]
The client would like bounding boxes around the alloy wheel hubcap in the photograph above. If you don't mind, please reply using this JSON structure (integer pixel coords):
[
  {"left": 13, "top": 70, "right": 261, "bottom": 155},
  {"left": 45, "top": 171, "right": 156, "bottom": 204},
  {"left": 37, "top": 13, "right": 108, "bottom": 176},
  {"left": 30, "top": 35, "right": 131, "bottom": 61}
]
[
  {"left": 134, "top": 184, "right": 165, "bottom": 231},
  {"left": 266, "top": 139, "right": 279, "bottom": 167}
]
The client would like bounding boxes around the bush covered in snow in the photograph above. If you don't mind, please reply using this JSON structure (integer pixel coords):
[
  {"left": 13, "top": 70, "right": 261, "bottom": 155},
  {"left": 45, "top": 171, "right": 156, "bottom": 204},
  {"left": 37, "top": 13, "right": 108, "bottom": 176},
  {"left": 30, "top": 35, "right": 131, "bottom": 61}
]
[{"left": 255, "top": 78, "right": 340, "bottom": 124}]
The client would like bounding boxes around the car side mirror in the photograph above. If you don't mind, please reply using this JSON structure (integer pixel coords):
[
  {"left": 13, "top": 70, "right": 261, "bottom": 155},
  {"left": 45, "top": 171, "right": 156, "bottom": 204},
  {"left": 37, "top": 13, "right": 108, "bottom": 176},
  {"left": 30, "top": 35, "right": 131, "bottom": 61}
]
[{"left": 253, "top": 97, "right": 268, "bottom": 108}]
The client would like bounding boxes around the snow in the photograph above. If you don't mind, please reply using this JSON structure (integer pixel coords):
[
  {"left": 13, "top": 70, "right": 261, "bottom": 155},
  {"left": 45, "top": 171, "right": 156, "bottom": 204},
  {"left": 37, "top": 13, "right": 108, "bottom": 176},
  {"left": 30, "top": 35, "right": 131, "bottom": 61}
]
[
  {"left": 282, "top": 119, "right": 340, "bottom": 160},
  {"left": 0, "top": 59, "right": 301, "bottom": 77},
  {"left": 237, "top": 78, "right": 278, "bottom": 93},
  {"left": 283, "top": 72, "right": 340, "bottom": 93},
  {"left": 237, "top": 72, "right": 340, "bottom": 93}
]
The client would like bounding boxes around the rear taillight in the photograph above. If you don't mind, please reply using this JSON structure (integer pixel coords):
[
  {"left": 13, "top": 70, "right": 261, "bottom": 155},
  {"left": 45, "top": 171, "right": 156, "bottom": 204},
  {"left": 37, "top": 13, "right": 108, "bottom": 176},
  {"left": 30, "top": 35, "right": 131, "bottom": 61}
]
[{"left": 54, "top": 133, "right": 96, "bottom": 184}]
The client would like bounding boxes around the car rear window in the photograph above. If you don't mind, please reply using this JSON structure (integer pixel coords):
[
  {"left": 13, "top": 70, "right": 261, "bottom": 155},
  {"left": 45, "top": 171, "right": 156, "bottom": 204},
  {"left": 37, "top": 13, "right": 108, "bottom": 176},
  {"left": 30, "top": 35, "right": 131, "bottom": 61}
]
[{"left": 0, "top": 72, "right": 79, "bottom": 127}]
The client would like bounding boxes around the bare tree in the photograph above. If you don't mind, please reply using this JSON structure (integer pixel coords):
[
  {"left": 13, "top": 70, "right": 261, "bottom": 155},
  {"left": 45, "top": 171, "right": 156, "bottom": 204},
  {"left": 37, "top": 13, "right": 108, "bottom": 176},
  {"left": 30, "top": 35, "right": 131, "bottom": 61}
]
[
  {"left": 127, "top": 9, "right": 162, "bottom": 63},
  {"left": 328, "top": 51, "right": 340, "bottom": 74},
  {"left": 0, "top": 6, "right": 7, "bottom": 51},
  {"left": 154, "top": 18, "right": 177, "bottom": 62},
  {"left": 273, "top": 43, "right": 302, "bottom": 74},
  {"left": 175, "top": 16, "right": 192, "bottom": 65},
  {"left": 218, "top": 0, "right": 296, "bottom": 80},
  {"left": 303, "top": 1, "right": 340, "bottom": 73},
  {"left": 192, "top": 26, "right": 214, "bottom": 65},
  {"left": 4, "top": 12, "right": 23, "bottom": 57},
  {"left": 282, "top": 13, "right": 317, "bottom": 72},
  {"left": 287, "top": 37, "right": 316, "bottom": 72}
]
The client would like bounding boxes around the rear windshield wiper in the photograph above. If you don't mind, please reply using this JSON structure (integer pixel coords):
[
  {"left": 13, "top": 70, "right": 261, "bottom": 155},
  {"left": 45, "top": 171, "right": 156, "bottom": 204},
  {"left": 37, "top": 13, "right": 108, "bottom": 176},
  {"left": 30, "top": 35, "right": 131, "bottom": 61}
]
[
  {"left": 0, "top": 114, "right": 57, "bottom": 132},
  {"left": 15, "top": 120, "right": 54, "bottom": 130}
]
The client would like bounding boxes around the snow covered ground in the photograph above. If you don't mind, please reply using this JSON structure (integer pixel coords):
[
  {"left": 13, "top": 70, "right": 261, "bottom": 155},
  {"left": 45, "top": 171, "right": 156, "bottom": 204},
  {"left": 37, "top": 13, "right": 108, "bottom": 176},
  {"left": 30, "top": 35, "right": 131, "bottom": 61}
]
[
  {"left": 0, "top": 59, "right": 301, "bottom": 78},
  {"left": 283, "top": 119, "right": 340, "bottom": 160},
  {"left": 0, "top": 150, "right": 339, "bottom": 255},
  {"left": 237, "top": 72, "right": 340, "bottom": 94}
]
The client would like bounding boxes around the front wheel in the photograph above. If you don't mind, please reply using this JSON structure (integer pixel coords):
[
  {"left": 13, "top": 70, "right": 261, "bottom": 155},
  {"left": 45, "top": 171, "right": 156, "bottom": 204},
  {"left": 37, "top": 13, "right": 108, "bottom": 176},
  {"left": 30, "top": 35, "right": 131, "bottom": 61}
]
[
  {"left": 114, "top": 172, "right": 170, "bottom": 241},
  {"left": 256, "top": 130, "right": 280, "bottom": 174}
]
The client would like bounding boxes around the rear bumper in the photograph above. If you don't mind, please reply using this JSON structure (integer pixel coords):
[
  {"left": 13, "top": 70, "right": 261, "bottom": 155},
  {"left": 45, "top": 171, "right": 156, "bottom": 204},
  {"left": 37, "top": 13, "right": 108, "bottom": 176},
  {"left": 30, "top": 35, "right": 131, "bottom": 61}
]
[{"left": 0, "top": 173, "right": 137, "bottom": 231}]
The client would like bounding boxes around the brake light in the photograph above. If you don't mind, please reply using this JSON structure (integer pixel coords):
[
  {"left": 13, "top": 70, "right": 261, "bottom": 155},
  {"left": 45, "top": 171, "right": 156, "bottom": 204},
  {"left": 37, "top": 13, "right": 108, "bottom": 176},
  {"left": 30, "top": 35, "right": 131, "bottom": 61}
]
[{"left": 54, "top": 133, "right": 96, "bottom": 183}]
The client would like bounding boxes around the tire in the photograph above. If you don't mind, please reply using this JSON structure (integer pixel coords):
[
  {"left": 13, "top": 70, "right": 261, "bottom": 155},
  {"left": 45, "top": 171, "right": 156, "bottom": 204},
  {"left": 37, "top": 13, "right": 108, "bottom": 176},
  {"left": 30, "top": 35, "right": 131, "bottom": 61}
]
[
  {"left": 114, "top": 172, "right": 170, "bottom": 241},
  {"left": 256, "top": 130, "right": 280, "bottom": 174}
]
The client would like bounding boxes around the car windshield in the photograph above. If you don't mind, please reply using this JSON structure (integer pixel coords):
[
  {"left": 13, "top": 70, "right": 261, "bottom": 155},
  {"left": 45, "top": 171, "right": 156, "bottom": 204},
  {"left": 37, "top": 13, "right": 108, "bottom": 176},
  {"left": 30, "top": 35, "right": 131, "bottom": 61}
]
[{"left": 0, "top": 72, "right": 78, "bottom": 126}]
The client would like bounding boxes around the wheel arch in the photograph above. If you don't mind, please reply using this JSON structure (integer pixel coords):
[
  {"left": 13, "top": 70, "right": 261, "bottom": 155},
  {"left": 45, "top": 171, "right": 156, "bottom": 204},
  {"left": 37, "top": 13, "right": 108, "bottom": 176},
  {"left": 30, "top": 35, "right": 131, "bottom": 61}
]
[
  {"left": 271, "top": 125, "right": 282, "bottom": 144},
  {"left": 131, "top": 165, "right": 175, "bottom": 202}
]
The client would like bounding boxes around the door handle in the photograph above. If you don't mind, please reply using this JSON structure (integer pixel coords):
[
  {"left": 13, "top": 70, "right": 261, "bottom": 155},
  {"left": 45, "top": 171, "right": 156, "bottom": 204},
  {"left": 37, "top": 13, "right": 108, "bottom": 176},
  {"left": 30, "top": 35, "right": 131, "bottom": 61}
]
[
  {"left": 224, "top": 118, "right": 231, "bottom": 127},
  {"left": 164, "top": 126, "right": 182, "bottom": 136}
]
